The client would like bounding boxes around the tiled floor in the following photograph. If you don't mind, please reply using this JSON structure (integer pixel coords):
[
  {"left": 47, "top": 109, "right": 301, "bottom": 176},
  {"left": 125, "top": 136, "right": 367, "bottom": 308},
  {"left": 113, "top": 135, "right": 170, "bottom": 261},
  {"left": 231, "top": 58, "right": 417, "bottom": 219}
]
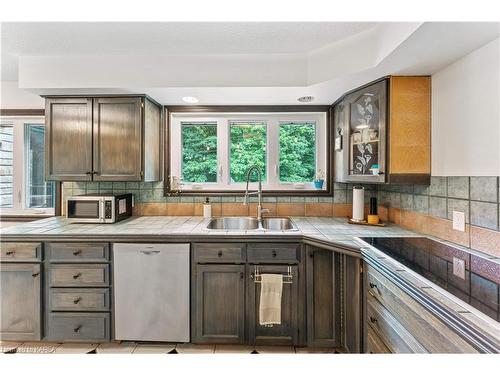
[{"left": 1, "top": 341, "right": 343, "bottom": 354}]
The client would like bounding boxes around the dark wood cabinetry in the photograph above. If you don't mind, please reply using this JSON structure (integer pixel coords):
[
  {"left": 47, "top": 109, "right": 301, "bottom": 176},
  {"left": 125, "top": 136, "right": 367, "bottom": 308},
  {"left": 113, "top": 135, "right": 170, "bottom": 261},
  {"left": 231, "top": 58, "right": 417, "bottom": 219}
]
[
  {"left": 45, "top": 96, "right": 162, "bottom": 182},
  {"left": 305, "top": 246, "right": 341, "bottom": 347},
  {"left": 192, "top": 264, "right": 246, "bottom": 344},
  {"left": 333, "top": 76, "right": 431, "bottom": 184},
  {"left": 0, "top": 243, "right": 42, "bottom": 341}
]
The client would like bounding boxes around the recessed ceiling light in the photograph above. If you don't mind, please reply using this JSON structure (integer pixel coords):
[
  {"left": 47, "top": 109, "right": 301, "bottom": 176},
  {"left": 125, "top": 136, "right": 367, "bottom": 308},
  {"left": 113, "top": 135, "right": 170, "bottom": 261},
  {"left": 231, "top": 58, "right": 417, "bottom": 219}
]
[
  {"left": 182, "top": 96, "right": 199, "bottom": 104},
  {"left": 297, "top": 96, "right": 314, "bottom": 103}
]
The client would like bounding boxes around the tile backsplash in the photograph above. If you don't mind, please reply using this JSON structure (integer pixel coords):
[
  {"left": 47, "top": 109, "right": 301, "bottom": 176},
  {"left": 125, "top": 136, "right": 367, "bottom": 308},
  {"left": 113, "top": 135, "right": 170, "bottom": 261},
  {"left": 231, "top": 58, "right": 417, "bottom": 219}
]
[{"left": 62, "top": 176, "right": 500, "bottom": 258}]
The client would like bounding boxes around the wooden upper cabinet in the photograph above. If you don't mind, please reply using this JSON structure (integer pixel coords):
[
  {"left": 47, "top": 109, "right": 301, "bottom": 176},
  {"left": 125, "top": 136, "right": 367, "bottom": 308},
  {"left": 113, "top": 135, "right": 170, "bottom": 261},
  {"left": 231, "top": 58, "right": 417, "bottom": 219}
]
[
  {"left": 333, "top": 76, "right": 431, "bottom": 185},
  {"left": 45, "top": 98, "right": 93, "bottom": 181},
  {"left": 44, "top": 96, "right": 162, "bottom": 182},
  {"left": 93, "top": 98, "right": 142, "bottom": 181}
]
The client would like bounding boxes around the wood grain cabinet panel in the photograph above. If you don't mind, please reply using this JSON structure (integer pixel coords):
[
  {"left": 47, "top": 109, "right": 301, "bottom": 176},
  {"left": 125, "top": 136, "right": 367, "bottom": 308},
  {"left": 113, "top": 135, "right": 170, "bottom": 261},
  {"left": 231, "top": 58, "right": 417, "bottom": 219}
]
[
  {"left": 47, "top": 242, "right": 109, "bottom": 263},
  {"left": 93, "top": 97, "right": 142, "bottom": 181},
  {"left": 46, "top": 312, "right": 110, "bottom": 342},
  {"left": 0, "top": 242, "right": 41, "bottom": 262},
  {"left": 306, "top": 247, "right": 340, "bottom": 347},
  {"left": 247, "top": 264, "right": 300, "bottom": 346},
  {"left": 0, "top": 263, "right": 41, "bottom": 340},
  {"left": 192, "top": 264, "right": 246, "bottom": 344},
  {"left": 366, "top": 265, "right": 478, "bottom": 353},
  {"left": 193, "top": 243, "right": 245, "bottom": 264},
  {"left": 49, "top": 264, "right": 109, "bottom": 287},
  {"left": 247, "top": 243, "right": 300, "bottom": 264},
  {"left": 45, "top": 98, "right": 94, "bottom": 181},
  {"left": 366, "top": 325, "right": 392, "bottom": 354},
  {"left": 49, "top": 288, "right": 110, "bottom": 312}
]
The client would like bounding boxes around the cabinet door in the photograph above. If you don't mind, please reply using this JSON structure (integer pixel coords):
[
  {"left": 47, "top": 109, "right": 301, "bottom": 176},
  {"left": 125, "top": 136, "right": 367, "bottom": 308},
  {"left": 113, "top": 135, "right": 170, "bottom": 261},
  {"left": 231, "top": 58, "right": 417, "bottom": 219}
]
[
  {"left": 192, "top": 264, "right": 245, "bottom": 344},
  {"left": 45, "top": 98, "right": 93, "bottom": 180},
  {"left": 343, "top": 79, "right": 387, "bottom": 183},
  {"left": 306, "top": 247, "right": 340, "bottom": 347},
  {"left": 247, "top": 264, "right": 300, "bottom": 346},
  {"left": 93, "top": 97, "right": 143, "bottom": 181},
  {"left": 0, "top": 263, "right": 41, "bottom": 340}
]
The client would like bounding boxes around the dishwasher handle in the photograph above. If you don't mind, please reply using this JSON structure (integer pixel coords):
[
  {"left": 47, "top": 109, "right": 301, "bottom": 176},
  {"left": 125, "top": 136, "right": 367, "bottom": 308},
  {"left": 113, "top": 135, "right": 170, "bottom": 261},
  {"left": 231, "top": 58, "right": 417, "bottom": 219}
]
[{"left": 139, "top": 250, "right": 161, "bottom": 255}]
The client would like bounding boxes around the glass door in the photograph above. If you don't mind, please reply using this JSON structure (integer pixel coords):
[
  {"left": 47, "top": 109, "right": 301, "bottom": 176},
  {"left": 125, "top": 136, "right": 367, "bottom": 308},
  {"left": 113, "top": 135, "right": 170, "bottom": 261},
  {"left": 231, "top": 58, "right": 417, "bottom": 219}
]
[{"left": 344, "top": 79, "right": 387, "bottom": 183}]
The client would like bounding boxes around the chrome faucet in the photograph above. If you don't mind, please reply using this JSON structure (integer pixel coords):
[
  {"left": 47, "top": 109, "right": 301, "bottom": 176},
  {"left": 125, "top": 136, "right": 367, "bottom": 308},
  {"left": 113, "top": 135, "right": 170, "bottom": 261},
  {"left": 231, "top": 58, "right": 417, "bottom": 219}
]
[{"left": 243, "top": 165, "right": 269, "bottom": 220}]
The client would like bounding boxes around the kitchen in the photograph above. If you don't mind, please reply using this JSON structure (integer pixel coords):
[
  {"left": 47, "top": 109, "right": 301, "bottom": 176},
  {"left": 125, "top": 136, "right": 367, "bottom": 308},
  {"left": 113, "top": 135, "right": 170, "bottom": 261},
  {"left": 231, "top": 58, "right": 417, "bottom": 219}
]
[{"left": 1, "top": 2, "right": 500, "bottom": 374}]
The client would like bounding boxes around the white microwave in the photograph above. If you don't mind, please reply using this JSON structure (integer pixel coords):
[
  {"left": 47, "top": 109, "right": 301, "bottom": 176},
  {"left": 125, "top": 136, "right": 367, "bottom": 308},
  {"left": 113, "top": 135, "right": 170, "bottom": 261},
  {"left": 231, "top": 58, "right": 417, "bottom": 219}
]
[{"left": 66, "top": 193, "right": 133, "bottom": 223}]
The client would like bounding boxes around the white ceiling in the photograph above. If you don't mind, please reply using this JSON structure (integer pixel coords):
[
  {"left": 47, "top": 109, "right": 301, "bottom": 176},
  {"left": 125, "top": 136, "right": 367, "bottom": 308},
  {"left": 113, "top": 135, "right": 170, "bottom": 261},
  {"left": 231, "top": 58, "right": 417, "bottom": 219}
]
[{"left": 1, "top": 22, "right": 499, "bottom": 105}]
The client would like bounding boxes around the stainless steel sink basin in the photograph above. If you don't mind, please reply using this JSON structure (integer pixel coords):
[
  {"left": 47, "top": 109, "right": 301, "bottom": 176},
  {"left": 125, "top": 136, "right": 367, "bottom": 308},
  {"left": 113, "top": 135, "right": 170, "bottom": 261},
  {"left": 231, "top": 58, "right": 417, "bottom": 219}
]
[
  {"left": 261, "top": 217, "right": 298, "bottom": 231},
  {"left": 206, "top": 216, "right": 298, "bottom": 231},
  {"left": 206, "top": 217, "right": 259, "bottom": 230}
]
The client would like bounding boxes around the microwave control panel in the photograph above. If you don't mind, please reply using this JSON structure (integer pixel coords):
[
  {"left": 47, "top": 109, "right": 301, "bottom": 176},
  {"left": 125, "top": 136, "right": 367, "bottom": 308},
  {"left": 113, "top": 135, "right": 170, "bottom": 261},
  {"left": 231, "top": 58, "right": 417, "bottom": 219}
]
[{"left": 105, "top": 201, "right": 113, "bottom": 219}]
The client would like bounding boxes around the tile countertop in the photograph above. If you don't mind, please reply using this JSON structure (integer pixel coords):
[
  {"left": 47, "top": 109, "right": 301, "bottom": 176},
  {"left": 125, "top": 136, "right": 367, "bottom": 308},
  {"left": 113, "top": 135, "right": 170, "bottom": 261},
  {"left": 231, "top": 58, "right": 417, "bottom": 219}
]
[{"left": 0, "top": 216, "right": 416, "bottom": 245}]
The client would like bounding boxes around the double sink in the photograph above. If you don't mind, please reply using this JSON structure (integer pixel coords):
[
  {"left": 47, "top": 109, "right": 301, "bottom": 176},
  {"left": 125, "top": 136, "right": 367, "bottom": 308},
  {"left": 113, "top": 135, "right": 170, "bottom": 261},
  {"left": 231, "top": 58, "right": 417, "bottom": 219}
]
[{"left": 206, "top": 217, "right": 298, "bottom": 231}]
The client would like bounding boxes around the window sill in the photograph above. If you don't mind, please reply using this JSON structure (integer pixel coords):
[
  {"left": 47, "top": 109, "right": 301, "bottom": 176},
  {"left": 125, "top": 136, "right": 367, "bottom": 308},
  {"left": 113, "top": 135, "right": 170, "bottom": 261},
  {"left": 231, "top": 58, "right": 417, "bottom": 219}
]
[
  {"left": 0, "top": 214, "right": 54, "bottom": 222},
  {"left": 165, "top": 188, "right": 332, "bottom": 196}
]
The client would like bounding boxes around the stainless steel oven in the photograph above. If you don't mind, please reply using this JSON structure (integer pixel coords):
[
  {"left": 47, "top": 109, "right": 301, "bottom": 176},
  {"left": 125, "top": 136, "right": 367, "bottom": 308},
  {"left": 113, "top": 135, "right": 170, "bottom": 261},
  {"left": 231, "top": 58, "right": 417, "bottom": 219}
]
[{"left": 66, "top": 193, "right": 133, "bottom": 223}]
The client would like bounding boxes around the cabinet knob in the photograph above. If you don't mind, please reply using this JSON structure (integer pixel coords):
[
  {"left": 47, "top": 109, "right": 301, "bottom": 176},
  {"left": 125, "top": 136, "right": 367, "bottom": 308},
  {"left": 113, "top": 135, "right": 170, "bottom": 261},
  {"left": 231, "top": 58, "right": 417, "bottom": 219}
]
[
  {"left": 6, "top": 251, "right": 14, "bottom": 256},
  {"left": 370, "top": 317, "right": 378, "bottom": 324},
  {"left": 272, "top": 250, "right": 277, "bottom": 258},
  {"left": 217, "top": 251, "right": 223, "bottom": 257},
  {"left": 73, "top": 297, "right": 82, "bottom": 304},
  {"left": 73, "top": 325, "right": 82, "bottom": 333},
  {"left": 32, "top": 272, "right": 40, "bottom": 278},
  {"left": 369, "top": 282, "right": 377, "bottom": 290},
  {"left": 73, "top": 250, "right": 82, "bottom": 256},
  {"left": 85, "top": 171, "right": 93, "bottom": 175},
  {"left": 240, "top": 272, "right": 244, "bottom": 279},
  {"left": 309, "top": 252, "right": 314, "bottom": 258},
  {"left": 73, "top": 272, "right": 82, "bottom": 280}
]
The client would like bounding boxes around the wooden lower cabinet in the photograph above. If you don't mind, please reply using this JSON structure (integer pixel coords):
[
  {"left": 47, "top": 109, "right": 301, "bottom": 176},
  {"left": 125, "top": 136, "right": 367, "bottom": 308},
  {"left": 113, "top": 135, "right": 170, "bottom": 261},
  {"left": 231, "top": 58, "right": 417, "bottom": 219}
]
[
  {"left": 192, "top": 264, "right": 246, "bottom": 344},
  {"left": 0, "top": 263, "right": 42, "bottom": 340},
  {"left": 305, "top": 246, "right": 340, "bottom": 347},
  {"left": 247, "top": 264, "right": 300, "bottom": 346}
]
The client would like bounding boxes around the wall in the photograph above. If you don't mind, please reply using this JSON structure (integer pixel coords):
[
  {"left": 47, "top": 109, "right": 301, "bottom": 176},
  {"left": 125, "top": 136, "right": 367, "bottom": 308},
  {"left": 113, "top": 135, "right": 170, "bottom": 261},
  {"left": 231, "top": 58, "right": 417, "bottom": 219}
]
[
  {"left": 431, "top": 38, "right": 500, "bottom": 176},
  {"left": 0, "top": 81, "right": 44, "bottom": 109}
]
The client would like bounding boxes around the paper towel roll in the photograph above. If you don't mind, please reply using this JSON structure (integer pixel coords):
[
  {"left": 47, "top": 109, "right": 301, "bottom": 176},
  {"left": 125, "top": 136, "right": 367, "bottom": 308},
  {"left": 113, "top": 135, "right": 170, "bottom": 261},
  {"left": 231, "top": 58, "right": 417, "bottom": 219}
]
[{"left": 352, "top": 186, "right": 365, "bottom": 222}]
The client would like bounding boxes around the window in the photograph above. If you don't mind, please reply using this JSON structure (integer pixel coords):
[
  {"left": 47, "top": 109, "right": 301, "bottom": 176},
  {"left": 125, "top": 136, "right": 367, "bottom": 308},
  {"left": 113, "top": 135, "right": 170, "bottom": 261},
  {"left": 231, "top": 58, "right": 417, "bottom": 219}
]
[
  {"left": 0, "top": 116, "right": 55, "bottom": 216},
  {"left": 170, "top": 112, "right": 327, "bottom": 192}
]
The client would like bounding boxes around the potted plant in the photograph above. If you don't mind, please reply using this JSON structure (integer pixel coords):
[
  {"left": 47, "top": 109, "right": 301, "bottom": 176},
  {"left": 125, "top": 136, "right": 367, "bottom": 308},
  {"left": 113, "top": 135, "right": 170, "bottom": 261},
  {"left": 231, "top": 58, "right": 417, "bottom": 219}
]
[{"left": 314, "top": 169, "right": 325, "bottom": 189}]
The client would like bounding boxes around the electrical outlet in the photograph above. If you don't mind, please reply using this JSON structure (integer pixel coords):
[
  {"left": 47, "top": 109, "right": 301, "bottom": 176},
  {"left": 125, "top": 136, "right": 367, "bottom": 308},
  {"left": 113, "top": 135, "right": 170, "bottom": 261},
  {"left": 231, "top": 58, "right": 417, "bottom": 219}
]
[
  {"left": 453, "top": 257, "right": 466, "bottom": 280},
  {"left": 452, "top": 211, "right": 465, "bottom": 232}
]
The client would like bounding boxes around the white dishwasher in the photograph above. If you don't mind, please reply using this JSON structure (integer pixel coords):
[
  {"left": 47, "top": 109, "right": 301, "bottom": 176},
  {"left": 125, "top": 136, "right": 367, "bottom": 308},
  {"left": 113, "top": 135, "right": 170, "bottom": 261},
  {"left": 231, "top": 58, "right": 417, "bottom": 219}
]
[{"left": 113, "top": 243, "right": 190, "bottom": 342}]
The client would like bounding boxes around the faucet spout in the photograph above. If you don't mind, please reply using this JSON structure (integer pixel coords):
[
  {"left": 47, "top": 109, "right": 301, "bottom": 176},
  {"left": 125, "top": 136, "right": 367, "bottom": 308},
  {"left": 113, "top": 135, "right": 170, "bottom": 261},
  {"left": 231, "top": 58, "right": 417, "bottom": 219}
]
[{"left": 243, "top": 165, "right": 266, "bottom": 220}]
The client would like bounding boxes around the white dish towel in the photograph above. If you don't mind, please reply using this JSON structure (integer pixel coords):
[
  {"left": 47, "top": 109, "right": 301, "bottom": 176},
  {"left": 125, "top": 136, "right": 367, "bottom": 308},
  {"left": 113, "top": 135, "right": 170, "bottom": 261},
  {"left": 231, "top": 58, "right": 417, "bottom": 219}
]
[{"left": 259, "top": 274, "right": 283, "bottom": 326}]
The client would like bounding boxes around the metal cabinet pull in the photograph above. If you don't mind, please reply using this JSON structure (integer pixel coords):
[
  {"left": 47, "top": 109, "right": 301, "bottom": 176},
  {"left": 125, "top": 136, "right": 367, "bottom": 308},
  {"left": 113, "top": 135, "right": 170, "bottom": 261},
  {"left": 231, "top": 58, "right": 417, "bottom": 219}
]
[
  {"left": 309, "top": 252, "right": 314, "bottom": 258},
  {"left": 73, "top": 297, "right": 82, "bottom": 304},
  {"left": 370, "top": 317, "right": 378, "bottom": 324},
  {"left": 240, "top": 272, "right": 244, "bottom": 279},
  {"left": 140, "top": 250, "right": 160, "bottom": 255},
  {"left": 73, "top": 325, "right": 82, "bottom": 333},
  {"left": 73, "top": 250, "right": 82, "bottom": 256},
  {"left": 32, "top": 272, "right": 40, "bottom": 278},
  {"left": 272, "top": 250, "right": 277, "bottom": 258},
  {"left": 217, "top": 251, "right": 223, "bottom": 257},
  {"left": 85, "top": 171, "right": 93, "bottom": 175},
  {"left": 6, "top": 251, "right": 14, "bottom": 256},
  {"left": 369, "top": 282, "right": 378, "bottom": 290},
  {"left": 73, "top": 272, "right": 82, "bottom": 280}
]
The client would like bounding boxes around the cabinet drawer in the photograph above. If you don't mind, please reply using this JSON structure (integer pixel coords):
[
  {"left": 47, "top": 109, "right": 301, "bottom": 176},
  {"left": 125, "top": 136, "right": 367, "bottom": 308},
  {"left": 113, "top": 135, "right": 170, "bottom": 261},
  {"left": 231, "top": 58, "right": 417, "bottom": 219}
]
[
  {"left": 366, "top": 298, "right": 426, "bottom": 353},
  {"left": 46, "top": 313, "right": 110, "bottom": 342},
  {"left": 0, "top": 242, "right": 41, "bottom": 262},
  {"left": 366, "top": 265, "right": 477, "bottom": 353},
  {"left": 366, "top": 325, "right": 392, "bottom": 354},
  {"left": 50, "top": 264, "right": 109, "bottom": 287},
  {"left": 247, "top": 243, "right": 300, "bottom": 263},
  {"left": 193, "top": 243, "right": 245, "bottom": 263},
  {"left": 48, "top": 243, "right": 109, "bottom": 262},
  {"left": 49, "top": 288, "right": 110, "bottom": 311}
]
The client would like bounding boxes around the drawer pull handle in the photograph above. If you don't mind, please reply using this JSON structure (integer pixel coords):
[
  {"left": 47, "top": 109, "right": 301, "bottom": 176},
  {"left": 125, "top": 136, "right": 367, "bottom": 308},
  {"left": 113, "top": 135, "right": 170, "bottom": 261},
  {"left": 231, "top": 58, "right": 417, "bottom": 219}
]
[
  {"left": 369, "top": 282, "right": 378, "bottom": 290},
  {"left": 140, "top": 250, "right": 160, "bottom": 255},
  {"left": 73, "top": 325, "right": 82, "bottom": 333},
  {"left": 218, "top": 251, "right": 223, "bottom": 257},
  {"left": 73, "top": 272, "right": 82, "bottom": 280},
  {"left": 240, "top": 272, "right": 244, "bottom": 279},
  {"left": 272, "top": 250, "right": 277, "bottom": 258},
  {"left": 73, "top": 250, "right": 82, "bottom": 256},
  {"left": 32, "top": 272, "right": 40, "bottom": 278},
  {"left": 6, "top": 251, "right": 14, "bottom": 255},
  {"left": 73, "top": 297, "right": 82, "bottom": 304},
  {"left": 370, "top": 317, "right": 378, "bottom": 324}
]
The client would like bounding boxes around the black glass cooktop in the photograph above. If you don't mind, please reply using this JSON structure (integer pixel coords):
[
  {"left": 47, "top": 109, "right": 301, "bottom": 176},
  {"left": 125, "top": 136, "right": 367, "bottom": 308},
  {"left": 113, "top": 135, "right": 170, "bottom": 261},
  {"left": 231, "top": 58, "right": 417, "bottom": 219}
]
[{"left": 360, "top": 237, "right": 500, "bottom": 322}]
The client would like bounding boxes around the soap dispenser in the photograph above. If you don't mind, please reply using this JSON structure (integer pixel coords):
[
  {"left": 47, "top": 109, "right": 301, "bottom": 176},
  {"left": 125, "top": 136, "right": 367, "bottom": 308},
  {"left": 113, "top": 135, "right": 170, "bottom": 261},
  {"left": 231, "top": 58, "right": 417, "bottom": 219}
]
[{"left": 203, "top": 197, "right": 212, "bottom": 218}]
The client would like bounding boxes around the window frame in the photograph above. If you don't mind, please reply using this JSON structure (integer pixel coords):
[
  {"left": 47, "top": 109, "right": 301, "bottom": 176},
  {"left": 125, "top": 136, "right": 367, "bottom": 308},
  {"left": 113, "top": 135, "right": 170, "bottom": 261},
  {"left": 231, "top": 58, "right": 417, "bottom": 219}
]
[
  {"left": 165, "top": 106, "right": 332, "bottom": 196},
  {"left": 0, "top": 115, "right": 56, "bottom": 217}
]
